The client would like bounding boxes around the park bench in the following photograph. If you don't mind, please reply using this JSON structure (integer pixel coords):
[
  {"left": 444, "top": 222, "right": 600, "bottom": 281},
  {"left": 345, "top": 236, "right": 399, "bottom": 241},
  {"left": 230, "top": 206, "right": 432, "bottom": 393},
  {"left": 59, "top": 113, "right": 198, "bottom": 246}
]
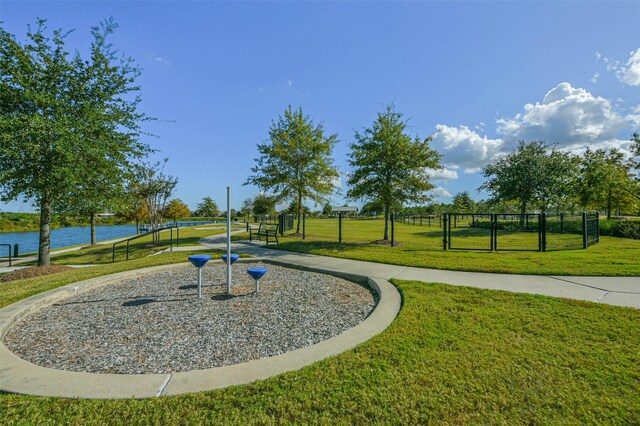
[{"left": 249, "top": 222, "right": 279, "bottom": 245}]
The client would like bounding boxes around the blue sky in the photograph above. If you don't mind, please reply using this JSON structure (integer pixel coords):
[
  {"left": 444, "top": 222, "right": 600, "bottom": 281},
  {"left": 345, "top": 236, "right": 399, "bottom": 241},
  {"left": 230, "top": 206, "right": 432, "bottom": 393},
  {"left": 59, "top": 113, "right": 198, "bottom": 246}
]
[{"left": 1, "top": 1, "right": 639, "bottom": 213}]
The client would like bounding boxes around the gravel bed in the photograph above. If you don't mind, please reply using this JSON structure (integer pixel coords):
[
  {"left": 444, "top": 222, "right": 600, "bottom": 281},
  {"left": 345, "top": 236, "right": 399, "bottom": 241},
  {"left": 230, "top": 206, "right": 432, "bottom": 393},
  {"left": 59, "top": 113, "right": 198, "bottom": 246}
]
[{"left": 4, "top": 262, "right": 376, "bottom": 374}]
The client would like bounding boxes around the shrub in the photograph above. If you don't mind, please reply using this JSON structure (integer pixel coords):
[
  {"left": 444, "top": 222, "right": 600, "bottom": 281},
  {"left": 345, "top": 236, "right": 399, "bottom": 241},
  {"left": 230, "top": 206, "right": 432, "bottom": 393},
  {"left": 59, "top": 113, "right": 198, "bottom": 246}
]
[{"left": 600, "top": 219, "right": 640, "bottom": 239}]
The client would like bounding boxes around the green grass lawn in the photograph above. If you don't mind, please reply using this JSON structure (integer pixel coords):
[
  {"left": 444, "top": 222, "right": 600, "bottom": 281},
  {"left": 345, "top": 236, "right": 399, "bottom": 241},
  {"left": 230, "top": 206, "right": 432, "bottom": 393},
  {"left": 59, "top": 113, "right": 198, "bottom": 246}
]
[
  {"left": 265, "top": 218, "right": 640, "bottom": 276},
  {"left": 2, "top": 263, "right": 638, "bottom": 424}
]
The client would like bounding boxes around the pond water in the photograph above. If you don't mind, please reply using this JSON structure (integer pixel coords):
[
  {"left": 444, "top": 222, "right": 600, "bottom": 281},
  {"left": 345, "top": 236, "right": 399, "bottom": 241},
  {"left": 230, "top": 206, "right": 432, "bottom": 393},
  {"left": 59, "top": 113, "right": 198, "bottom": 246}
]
[{"left": 0, "top": 225, "right": 138, "bottom": 255}]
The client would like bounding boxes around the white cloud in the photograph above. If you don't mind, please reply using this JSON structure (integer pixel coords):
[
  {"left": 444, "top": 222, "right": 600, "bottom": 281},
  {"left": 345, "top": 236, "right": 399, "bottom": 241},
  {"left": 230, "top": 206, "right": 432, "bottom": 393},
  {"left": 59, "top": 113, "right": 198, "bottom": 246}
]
[
  {"left": 431, "top": 125, "right": 503, "bottom": 173},
  {"left": 287, "top": 79, "right": 293, "bottom": 87},
  {"left": 590, "top": 72, "right": 599, "bottom": 84},
  {"left": 616, "top": 48, "right": 640, "bottom": 87},
  {"left": 425, "top": 167, "right": 458, "bottom": 181},
  {"left": 149, "top": 53, "right": 172, "bottom": 67},
  {"left": 595, "top": 51, "right": 602, "bottom": 62},
  {"left": 496, "top": 82, "right": 627, "bottom": 149},
  {"left": 430, "top": 83, "right": 636, "bottom": 173},
  {"left": 628, "top": 105, "right": 640, "bottom": 127},
  {"left": 429, "top": 187, "right": 452, "bottom": 199}
]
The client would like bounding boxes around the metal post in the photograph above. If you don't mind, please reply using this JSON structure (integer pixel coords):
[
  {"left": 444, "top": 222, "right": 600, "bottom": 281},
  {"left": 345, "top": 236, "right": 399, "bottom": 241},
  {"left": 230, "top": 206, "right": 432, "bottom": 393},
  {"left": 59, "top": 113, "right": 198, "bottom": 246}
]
[
  {"left": 541, "top": 213, "right": 547, "bottom": 252},
  {"left": 560, "top": 212, "right": 564, "bottom": 234},
  {"left": 582, "top": 212, "right": 587, "bottom": 249},
  {"left": 170, "top": 228, "right": 173, "bottom": 252},
  {"left": 177, "top": 227, "right": 180, "bottom": 247},
  {"left": 420, "top": 216, "right": 422, "bottom": 226},
  {"left": 442, "top": 213, "right": 447, "bottom": 250},
  {"left": 338, "top": 212, "right": 343, "bottom": 243},
  {"left": 227, "top": 186, "right": 232, "bottom": 295},
  {"left": 391, "top": 213, "right": 395, "bottom": 247},
  {"left": 13, "top": 244, "right": 19, "bottom": 257},
  {"left": 198, "top": 267, "right": 203, "bottom": 299},
  {"left": 126, "top": 240, "right": 130, "bottom": 261},
  {"left": 303, "top": 213, "right": 306, "bottom": 240}
]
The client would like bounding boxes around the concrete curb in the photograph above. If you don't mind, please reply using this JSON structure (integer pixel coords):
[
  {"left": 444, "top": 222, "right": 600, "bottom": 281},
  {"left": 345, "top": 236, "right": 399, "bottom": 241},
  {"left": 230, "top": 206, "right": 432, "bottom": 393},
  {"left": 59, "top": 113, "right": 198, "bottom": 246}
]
[{"left": 0, "top": 260, "right": 401, "bottom": 399}]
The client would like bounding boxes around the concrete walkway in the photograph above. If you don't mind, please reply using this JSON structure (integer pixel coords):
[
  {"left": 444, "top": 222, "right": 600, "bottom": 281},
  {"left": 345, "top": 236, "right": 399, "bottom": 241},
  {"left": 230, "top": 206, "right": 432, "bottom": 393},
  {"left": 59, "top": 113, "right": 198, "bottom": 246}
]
[{"left": 200, "top": 237, "right": 640, "bottom": 309}]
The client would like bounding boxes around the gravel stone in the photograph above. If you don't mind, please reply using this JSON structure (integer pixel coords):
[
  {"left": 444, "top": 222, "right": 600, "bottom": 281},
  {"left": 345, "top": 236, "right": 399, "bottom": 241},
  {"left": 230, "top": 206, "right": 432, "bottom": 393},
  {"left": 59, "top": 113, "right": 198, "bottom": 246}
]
[{"left": 4, "top": 262, "right": 375, "bottom": 374}]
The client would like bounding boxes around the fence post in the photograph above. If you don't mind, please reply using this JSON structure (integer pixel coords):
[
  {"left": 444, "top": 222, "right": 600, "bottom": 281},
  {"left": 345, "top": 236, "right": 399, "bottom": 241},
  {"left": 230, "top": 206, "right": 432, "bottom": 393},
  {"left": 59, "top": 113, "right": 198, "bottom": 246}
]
[
  {"left": 338, "top": 212, "right": 343, "bottom": 243},
  {"left": 540, "top": 213, "right": 546, "bottom": 252},
  {"left": 177, "top": 226, "right": 180, "bottom": 247},
  {"left": 391, "top": 213, "right": 395, "bottom": 247},
  {"left": 582, "top": 212, "right": 588, "bottom": 249},
  {"left": 420, "top": 216, "right": 422, "bottom": 226},
  {"left": 560, "top": 212, "right": 564, "bottom": 234},
  {"left": 170, "top": 228, "right": 173, "bottom": 252},
  {"left": 442, "top": 213, "right": 448, "bottom": 250},
  {"left": 596, "top": 212, "right": 600, "bottom": 242},
  {"left": 491, "top": 214, "right": 496, "bottom": 251},
  {"left": 303, "top": 214, "right": 306, "bottom": 240}
]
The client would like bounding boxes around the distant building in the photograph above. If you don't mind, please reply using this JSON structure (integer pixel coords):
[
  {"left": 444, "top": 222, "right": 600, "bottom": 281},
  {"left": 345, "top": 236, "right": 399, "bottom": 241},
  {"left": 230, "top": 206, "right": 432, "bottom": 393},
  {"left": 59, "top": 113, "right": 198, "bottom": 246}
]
[{"left": 330, "top": 206, "right": 358, "bottom": 217}]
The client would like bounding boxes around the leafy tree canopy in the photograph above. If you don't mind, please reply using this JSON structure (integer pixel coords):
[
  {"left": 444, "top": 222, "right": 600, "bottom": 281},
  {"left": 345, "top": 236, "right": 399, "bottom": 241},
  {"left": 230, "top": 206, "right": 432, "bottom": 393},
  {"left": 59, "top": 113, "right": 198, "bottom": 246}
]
[
  {"left": 164, "top": 199, "right": 190, "bottom": 222},
  {"left": 128, "top": 160, "right": 177, "bottom": 234},
  {"left": 579, "top": 148, "right": 639, "bottom": 218},
  {"left": 0, "top": 18, "right": 153, "bottom": 264},
  {"left": 245, "top": 106, "right": 339, "bottom": 233},
  {"left": 194, "top": 196, "right": 219, "bottom": 217},
  {"left": 480, "top": 141, "right": 578, "bottom": 214},
  {"left": 252, "top": 194, "right": 277, "bottom": 216},
  {"left": 347, "top": 104, "right": 441, "bottom": 240}
]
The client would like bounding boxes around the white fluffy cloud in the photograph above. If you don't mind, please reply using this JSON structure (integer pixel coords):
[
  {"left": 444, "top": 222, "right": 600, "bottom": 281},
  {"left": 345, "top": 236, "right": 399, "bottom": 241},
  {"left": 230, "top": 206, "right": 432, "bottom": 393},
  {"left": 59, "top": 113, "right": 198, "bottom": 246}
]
[
  {"left": 429, "top": 186, "right": 453, "bottom": 199},
  {"left": 425, "top": 166, "right": 459, "bottom": 181},
  {"left": 496, "top": 82, "right": 627, "bottom": 150},
  {"left": 431, "top": 82, "right": 634, "bottom": 175},
  {"left": 617, "top": 48, "right": 640, "bottom": 87},
  {"left": 431, "top": 125, "right": 503, "bottom": 173}
]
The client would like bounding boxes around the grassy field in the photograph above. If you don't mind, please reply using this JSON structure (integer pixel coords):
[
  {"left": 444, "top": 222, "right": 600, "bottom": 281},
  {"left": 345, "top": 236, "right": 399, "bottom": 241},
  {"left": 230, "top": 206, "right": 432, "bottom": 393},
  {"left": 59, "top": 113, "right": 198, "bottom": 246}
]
[
  {"left": 2, "top": 266, "right": 638, "bottom": 424},
  {"left": 254, "top": 218, "right": 640, "bottom": 276}
]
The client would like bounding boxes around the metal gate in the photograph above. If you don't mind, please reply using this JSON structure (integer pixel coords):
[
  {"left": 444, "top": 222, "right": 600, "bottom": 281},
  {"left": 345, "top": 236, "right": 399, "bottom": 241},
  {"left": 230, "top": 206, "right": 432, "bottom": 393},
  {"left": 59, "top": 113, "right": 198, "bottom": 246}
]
[
  {"left": 443, "top": 213, "right": 494, "bottom": 250},
  {"left": 443, "top": 213, "right": 543, "bottom": 252}
]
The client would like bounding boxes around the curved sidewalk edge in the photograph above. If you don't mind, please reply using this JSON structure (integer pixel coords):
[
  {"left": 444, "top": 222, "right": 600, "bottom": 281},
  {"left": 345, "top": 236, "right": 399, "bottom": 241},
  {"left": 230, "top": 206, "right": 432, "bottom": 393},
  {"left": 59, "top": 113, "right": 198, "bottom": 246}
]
[{"left": 0, "top": 261, "right": 401, "bottom": 399}]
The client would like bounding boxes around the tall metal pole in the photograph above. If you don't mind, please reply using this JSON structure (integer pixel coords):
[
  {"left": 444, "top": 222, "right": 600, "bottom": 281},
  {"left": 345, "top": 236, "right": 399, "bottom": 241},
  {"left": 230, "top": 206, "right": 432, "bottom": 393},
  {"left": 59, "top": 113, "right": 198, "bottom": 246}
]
[{"left": 227, "top": 186, "right": 232, "bottom": 294}]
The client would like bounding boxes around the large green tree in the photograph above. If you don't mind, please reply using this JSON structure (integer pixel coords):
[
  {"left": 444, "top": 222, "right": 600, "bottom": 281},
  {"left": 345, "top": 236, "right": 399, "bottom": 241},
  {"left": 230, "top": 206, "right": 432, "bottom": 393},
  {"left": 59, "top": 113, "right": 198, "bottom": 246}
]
[
  {"left": 578, "top": 148, "right": 639, "bottom": 218},
  {"left": 0, "top": 19, "right": 152, "bottom": 265},
  {"left": 252, "top": 194, "right": 277, "bottom": 216},
  {"left": 245, "top": 106, "right": 339, "bottom": 233},
  {"left": 451, "top": 192, "right": 476, "bottom": 213},
  {"left": 194, "top": 196, "right": 219, "bottom": 217},
  {"left": 480, "top": 141, "right": 577, "bottom": 215},
  {"left": 347, "top": 105, "right": 441, "bottom": 240},
  {"left": 164, "top": 199, "right": 190, "bottom": 224}
]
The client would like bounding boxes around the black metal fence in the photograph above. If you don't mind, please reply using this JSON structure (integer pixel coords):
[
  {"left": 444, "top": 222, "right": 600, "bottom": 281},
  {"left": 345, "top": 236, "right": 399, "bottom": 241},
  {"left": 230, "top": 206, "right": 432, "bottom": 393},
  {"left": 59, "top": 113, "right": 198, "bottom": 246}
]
[
  {"left": 393, "top": 214, "right": 441, "bottom": 228},
  {"left": 436, "top": 212, "right": 599, "bottom": 252},
  {"left": 254, "top": 214, "right": 295, "bottom": 235}
]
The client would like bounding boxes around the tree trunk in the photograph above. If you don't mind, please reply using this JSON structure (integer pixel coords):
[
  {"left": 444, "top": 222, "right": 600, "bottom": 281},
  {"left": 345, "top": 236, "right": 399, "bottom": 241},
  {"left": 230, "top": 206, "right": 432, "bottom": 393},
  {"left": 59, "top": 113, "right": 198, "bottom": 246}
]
[
  {"left": 383, "top": 206, "right": 389, "bottom": 241},
  {"left": 520, "top": 198, "right": 527, "bottom": 226},
  {"left": 38, "top": 194, "right": 52, "bottom": 266},
  {"left": 90, "top": 212, "right": 97, "bottom": 245},
  {"left": 295, "top": 194, "right": 302, "bottom": 234},
  {"left": 607, "top": 188, "right": 612, "bottom": 220}
]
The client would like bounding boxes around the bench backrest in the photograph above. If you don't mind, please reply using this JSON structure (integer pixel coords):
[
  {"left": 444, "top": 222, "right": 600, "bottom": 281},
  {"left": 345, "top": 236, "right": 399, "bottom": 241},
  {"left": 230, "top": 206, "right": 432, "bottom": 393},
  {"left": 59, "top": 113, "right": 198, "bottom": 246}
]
[{"left": 259, "top": 223, "right": 279, "bottom": 234}]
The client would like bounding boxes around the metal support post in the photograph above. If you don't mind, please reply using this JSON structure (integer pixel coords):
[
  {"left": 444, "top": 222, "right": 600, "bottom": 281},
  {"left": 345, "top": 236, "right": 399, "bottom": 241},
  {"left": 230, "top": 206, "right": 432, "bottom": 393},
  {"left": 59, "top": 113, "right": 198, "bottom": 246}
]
[{"left": 391, "top": 213, "right": 395, "bottom": 247}]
